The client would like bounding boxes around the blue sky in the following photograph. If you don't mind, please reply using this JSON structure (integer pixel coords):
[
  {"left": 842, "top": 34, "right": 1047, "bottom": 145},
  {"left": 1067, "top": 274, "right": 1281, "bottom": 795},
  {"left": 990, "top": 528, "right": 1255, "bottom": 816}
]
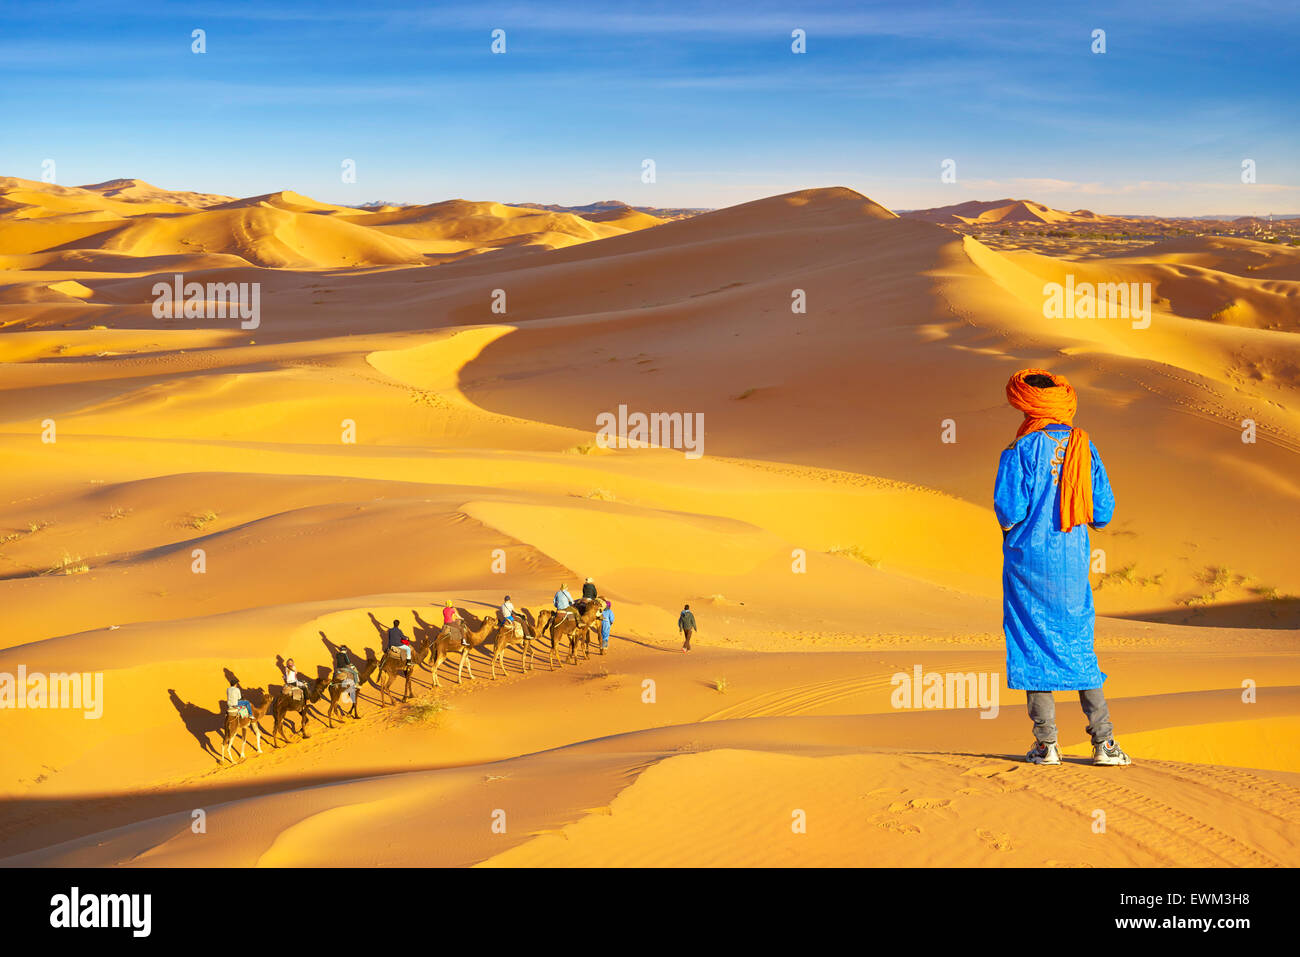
[{"left": 3, "top": 1, "right": 1297, "bottom": 214}]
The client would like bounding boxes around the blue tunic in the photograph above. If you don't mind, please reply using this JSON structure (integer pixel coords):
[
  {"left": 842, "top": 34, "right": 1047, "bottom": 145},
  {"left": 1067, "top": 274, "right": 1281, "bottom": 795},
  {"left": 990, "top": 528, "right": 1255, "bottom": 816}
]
[{"left": 994, "top": 426, "right": 1115, "bottom": 691}]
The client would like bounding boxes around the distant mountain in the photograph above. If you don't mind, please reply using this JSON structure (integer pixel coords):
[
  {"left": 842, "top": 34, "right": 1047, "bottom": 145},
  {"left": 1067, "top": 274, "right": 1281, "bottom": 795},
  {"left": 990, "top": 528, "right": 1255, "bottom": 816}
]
[
  {"left": 516, "top": 199, "right": 710, "bottom": 222},
  {"left": 899, "top": 199, "right": 1300, "bottom": 224}
]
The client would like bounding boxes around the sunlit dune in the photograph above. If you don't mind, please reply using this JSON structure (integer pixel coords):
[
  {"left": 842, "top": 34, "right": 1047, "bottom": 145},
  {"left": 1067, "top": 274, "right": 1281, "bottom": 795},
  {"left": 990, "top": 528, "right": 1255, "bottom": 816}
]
[{"left": 0, "top": 177, "right": 1296, "bottom": 867}]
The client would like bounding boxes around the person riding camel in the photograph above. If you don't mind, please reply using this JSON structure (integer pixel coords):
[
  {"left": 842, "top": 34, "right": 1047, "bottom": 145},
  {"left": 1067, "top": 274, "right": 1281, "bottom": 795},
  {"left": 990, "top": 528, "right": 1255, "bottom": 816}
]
[
  {"left": 499, "top": 595, "right": 523, "bottom": 638},
  {"left": 386, "top": 618, "right": 413, "bottom": 664},
  {"left": 443, "top": 600, "right": 468, "bottom": 646},
  {"left": 582, "top": 577, "right": 598, "bottom": 601},
  {"left": 334, "top": 645, "right": 360, "bottom": 691},
  {"left": 283, "top": 658, "right": 309, "bottom": 699},
  {"left": 226, "top": 681, "right": 252, "bottom": 719}
]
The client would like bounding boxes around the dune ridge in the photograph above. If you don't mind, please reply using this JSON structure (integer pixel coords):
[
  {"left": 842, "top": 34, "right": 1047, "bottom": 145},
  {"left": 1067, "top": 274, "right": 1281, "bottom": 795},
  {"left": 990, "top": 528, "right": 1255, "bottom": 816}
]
[{"left": 0, "top": 177, "right": 1296, "bottom": 866}]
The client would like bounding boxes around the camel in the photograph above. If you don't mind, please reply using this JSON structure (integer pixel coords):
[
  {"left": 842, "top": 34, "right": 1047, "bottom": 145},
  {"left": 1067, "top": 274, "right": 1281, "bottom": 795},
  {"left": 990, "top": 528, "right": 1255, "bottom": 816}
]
[
  {"left": 533, "top": 608, "right": 563, "bottom": 670},
  {"left": 410, "top": 625, "right": 440, "bottom": 672},
  {"left": 269, "top": 675, "right": 330, "bottom": 747},
  {"left": 490, "top": 609, "right": 536, "bottom": 679},
  {"left": 325, "top": 657, "right": 379, "bottom": 726},
  {"left": 376, "top": 646, "right": 416, "bottom": 706},
  {"left": 219, "top": 698, "right": 271, "bottom": 763},
  {"left": 549, "top": 600, "right": 604, "bottom": 664},
  {"left": 576, "top": 599, "right": 606, "bottom": 655},
  {"left": 428, "top": 615, "right": 498, "bottom": 685}
]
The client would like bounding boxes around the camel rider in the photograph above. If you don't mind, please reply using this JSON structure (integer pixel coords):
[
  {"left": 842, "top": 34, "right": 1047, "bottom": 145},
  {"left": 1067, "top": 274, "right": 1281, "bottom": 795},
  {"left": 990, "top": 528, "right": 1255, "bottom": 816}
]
[
  {"left": 582, "top": 577, "right": 598, "bottom": 601},
  {"left": 443, "top": 600, "right": 468, "bottom": 646},
  {"left": 499, "top": 595, "right": 525, "bottom": 638},
  {"left": 283, "top": 659, "right": 309, "bottom": 698},
  {"left": 226, "top": 682, "right": 252, "bottom": 719},
  {"left": 386, "top": 619, "right": 413, "bottom": 663},
  {"left": 334, "top": 645, "right": 360, "bottom": 690},
  {"left": 554, "top": 583, "right": 579, "bottom": 627}
]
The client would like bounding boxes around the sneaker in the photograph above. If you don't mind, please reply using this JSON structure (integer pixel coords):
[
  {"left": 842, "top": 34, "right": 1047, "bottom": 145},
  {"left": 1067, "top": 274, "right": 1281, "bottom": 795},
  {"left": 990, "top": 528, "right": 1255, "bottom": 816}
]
[
  {"left": 1026, "top": 741, "right": 1061, "bottom": 765},
  {"left": 1093, "top": 739, "right": 1132, "bottom": 766}
]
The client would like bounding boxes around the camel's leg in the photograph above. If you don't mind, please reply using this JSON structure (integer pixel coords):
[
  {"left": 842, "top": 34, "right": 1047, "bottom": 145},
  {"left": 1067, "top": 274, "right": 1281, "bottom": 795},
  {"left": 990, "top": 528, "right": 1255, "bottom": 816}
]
[
  {"left": 403, "top": 668, "right": 412, "bottom": 701},
  {"left": 301, "top": 707, "right": 311, "bottom": 738},
  {"left": 464, "top": 651, "right": 475, "bottom": 680},
  {"left": 252, "top": 722, "right": 263, "bottom": 754}
]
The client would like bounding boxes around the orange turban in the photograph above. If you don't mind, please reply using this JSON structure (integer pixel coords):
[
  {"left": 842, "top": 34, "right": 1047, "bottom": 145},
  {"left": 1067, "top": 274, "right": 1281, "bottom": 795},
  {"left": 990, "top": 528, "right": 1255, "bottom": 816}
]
[{"left": 1006, "top": 369, "right": 1093, "bottom": 532}]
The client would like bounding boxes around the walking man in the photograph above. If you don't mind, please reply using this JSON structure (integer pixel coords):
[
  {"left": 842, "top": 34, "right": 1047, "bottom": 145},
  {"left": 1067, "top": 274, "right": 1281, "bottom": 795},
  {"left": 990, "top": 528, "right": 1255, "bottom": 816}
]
[{"left": 678, "top": 603, "right": 696, "bottom": 652}]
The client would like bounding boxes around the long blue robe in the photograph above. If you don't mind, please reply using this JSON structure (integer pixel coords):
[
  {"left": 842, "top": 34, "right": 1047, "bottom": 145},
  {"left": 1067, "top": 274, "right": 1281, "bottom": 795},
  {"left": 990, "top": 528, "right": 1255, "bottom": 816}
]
[{"left": 994, "top": 425, "right": 1115, "bottom": 691}]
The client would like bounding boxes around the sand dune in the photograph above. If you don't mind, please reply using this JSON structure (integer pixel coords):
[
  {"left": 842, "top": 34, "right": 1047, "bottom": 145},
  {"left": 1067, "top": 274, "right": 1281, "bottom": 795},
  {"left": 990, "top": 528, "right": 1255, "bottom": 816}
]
[
  {"left": 0, "top": 180, "right": 671, "bottom": 272},
  {"left": 79, "top": 178, "right": 233, "bottom": 210},
  {"left": 905, "top": 198, "right": 1125, "bottom": 228},
  {"left": 0, "top": 179, "right": 1296, "bottom": 866}
]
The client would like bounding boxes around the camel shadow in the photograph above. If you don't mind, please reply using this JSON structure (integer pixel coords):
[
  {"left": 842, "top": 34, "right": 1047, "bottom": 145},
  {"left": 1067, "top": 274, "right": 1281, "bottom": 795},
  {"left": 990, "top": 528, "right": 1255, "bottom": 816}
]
[
  {"left": 171, "top": 671, "right": 270, "bottom": 758},
  {"left": 168, "top": 689, "right": 223, "bottom": 759}
]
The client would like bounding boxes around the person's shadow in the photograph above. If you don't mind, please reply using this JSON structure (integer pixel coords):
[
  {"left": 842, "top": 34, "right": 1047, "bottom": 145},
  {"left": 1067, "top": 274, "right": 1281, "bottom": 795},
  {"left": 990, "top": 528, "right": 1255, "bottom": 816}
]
[
  {"left": 411, "top": 609, "right": 436, "bottom": 644},
  {"left": 366, "top": 612, "right": 390, "bottom": 644}
]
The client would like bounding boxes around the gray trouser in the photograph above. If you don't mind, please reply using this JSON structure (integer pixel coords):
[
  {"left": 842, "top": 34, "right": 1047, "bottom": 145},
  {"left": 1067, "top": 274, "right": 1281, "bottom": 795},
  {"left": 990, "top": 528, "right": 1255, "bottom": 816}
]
[{"left": 1026, "top": 689, "right": 1113, "bottom": 746}]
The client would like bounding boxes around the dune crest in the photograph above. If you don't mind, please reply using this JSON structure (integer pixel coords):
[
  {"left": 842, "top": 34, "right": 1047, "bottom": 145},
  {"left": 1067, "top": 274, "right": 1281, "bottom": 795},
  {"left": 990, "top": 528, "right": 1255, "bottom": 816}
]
[{"left": 0, "top": 176, "right": 1296, "bottom": 868}]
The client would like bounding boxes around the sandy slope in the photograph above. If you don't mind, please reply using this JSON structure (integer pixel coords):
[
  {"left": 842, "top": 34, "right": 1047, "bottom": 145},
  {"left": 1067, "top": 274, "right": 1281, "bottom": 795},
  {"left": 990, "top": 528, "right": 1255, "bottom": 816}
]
[{"left": 0, "top": 180, "right": 1296, "bottom": 866}]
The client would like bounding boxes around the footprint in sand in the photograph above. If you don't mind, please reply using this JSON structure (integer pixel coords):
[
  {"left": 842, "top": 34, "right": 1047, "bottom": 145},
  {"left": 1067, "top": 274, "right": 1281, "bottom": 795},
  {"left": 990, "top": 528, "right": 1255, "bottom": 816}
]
[
  {"left": 875, "top": 818, "right": 922, "bottom": 835},
  {"left": 872, "top": 796, "right": 953, "bottom": 834},
  {"left": 977, "top": 827, "right": 1013, "bottom": 852},
  {"left": 887, "top": 798, "right": 952, "bottom": 813}
]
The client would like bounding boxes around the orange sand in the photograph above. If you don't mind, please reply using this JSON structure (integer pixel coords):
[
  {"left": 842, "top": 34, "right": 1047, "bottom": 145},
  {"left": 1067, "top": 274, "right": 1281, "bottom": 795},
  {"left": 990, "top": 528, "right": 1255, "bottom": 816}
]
[{"left": 0, "top": 179, "right": 1295, "bottom": 866}]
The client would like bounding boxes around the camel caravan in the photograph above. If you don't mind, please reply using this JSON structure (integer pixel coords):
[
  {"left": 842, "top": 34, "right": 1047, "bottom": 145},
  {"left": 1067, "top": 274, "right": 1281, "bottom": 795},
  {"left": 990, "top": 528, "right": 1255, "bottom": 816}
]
[{"left": 217, "top": 582, "right": 613, "bottom": 764}]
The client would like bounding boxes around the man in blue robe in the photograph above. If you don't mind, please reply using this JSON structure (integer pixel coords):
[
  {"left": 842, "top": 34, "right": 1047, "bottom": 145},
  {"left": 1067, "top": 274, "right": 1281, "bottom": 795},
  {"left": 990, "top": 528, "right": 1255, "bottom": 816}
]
[{"left": 995, "top": 369, "right": 1131, "bottom": 766}]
